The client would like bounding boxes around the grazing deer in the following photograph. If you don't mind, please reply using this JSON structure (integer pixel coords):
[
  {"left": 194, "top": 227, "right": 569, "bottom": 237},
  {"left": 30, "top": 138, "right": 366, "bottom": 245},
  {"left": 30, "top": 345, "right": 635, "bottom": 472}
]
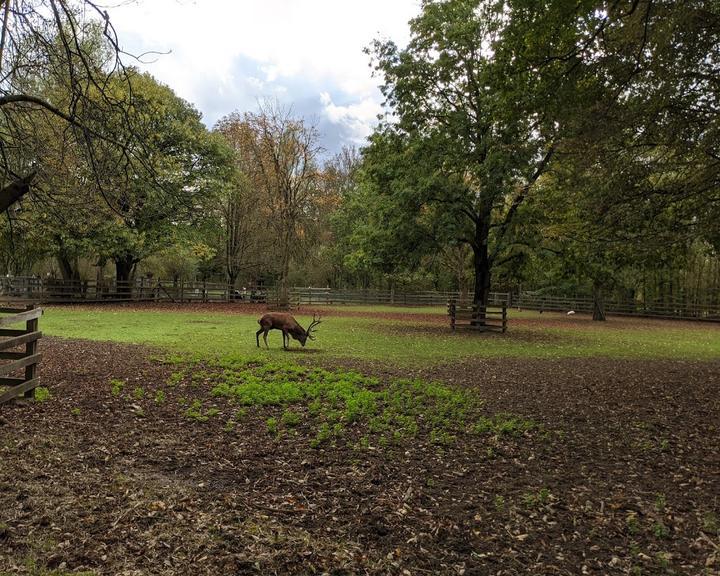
[{"left": 256, "top": 312, "right": 322, "bottom": 349}]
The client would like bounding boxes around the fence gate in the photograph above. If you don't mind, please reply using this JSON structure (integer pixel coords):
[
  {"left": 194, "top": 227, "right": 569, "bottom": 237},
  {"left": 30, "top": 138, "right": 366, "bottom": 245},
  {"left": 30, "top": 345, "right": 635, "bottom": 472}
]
[{"left": 0, "top": 304, "right": 43, "bottom": 404}]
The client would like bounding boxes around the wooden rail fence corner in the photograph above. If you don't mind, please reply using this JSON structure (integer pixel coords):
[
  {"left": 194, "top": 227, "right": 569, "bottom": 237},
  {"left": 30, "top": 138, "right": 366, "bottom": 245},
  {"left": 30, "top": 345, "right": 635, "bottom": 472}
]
[
  {"left": 447, "top": 299, "right": 508, "bottom": 333},
  {"left": 0, "top": 303, "right": 43, "bottom": 404}
]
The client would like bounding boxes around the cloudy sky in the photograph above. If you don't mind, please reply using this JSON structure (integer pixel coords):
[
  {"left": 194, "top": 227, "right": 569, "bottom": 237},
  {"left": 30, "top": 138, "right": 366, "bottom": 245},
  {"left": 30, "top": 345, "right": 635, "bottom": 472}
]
[{"left": 108, "top": 0, "right": 420, "bottom": 156}]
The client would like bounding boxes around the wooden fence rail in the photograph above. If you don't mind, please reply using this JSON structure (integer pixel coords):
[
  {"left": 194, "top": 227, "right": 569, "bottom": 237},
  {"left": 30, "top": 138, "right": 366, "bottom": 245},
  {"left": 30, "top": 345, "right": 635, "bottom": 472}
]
[
  {"left": 0, "top": 304, "right": 42, "bottom": 404},
  {"left": 1, "top": 276, "right": 719, "bottom": 322},
  {"left": 448, "top": 299, "right": 507, "bottom": 333},
  {"left": 514, "top": 293, "right": 720, "bottom": 321}
]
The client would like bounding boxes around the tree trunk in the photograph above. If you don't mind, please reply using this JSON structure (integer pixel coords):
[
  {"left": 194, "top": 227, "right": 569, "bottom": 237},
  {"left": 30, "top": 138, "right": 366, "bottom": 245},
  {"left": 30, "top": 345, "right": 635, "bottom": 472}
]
[
  {"left": 56, "top": 254, "right": 80, "bottom": 283},
  {"left": 592, "top": 282, "right": 606, "bottom": 321},
  {"left": 277, "top": 227, "right": 291, "bottom": 309},
  {"left": 115, "top": 255, "right": 136, "bottom": 296},
  {"left": 471, "top": 219, "right": 492, "bottom": 324},
  {"left": 228, "top": 269, "right": 239, "bottom": 289},
  {"left": 0, "top": 172, "right": 35, "bottom": 214}
]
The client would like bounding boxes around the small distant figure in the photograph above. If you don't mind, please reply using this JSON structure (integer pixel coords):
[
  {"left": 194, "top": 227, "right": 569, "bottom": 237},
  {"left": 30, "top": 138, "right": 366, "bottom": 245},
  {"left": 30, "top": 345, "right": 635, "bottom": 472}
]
[{"left": 567, "top": 310, "right": 576, "bottom": 315}]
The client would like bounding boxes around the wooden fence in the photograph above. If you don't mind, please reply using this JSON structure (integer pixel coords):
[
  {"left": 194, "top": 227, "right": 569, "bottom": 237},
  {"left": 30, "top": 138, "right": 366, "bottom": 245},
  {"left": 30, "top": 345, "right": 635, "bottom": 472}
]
[
  {"left": 514, "top": 293, "right": 720, "bottom": 321},
  {"left": 0, "top": 277, "right": 267, "bottom": 304},
  {"left": 1, "top": 276, "right": 719, "bottom": 322},
  {"left": 448, "top": 299, "right": 508, "bottom": 333},
  {"left": 0, "top": 304, "right": 42, "bottom": 404}
]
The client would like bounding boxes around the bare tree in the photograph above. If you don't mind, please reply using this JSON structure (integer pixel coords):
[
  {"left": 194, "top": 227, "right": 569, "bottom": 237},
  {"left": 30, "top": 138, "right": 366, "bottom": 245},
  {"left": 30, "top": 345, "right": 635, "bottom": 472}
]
[
  {"left": 215, "top": 114, "right": 272, "bottom": 286},
  {"left": 241, "top": 101, "right": 322, "bottom": 306}
]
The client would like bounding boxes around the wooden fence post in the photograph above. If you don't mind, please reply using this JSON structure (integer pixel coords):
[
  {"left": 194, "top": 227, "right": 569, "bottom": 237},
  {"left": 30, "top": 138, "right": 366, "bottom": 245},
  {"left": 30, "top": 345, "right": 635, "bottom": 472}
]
[
  {"left": 23, "top": 304, "right": 38, "bottom": 398},
  {"left": 0, "top": 304, "right": 43, "bottom": 404}
]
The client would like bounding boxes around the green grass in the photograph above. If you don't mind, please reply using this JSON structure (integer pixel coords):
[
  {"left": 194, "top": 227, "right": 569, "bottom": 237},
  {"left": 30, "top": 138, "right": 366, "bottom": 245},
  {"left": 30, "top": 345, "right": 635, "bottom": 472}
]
[
  {"left": 200, "top": 359, "right": 484, "bottom": 448},
  {"left": 38, "top": 306, "right": 720, "bottom": 365}
]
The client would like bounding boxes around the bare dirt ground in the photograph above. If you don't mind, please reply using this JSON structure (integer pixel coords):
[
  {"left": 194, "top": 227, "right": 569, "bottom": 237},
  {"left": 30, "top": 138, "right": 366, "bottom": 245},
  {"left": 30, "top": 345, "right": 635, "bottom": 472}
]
[{"left": 1, "top": 334, "right": 719, "bottom": 575}]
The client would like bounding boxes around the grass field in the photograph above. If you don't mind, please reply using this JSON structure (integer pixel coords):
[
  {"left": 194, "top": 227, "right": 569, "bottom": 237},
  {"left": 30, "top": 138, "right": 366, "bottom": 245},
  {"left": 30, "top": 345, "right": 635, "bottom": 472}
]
[{"left": 39, "top": 305, "right": 720, "bottom": 364}]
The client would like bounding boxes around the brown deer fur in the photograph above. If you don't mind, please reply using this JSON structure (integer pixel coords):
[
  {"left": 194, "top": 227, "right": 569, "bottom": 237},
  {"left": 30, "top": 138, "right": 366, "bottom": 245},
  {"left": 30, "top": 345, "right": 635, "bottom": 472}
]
[{"left": 256, "top": 313, "right": 321, "bottom": 349}]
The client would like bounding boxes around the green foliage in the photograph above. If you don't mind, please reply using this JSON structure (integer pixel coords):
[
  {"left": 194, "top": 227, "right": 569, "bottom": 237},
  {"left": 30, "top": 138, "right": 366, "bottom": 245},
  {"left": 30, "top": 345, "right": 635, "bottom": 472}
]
[
  {"left": 493, "top": 495, "right": 505, "bottom": 511},
  {"left": 522, "top": 488, "right": 551, "bottom": 509},
  {"left": 281, "top": 409, "right": 302, "bottom": 427},
  {"left": 184, "top": 400, "right": 212, "bottom": 422},
  {"left": 33, "top": 387, "right": 51, "bottom": 403},
  {"left": 110, "top": 379, "right": 125, "bottom": 396},
  {"left": 133, "top": 387, "right": 145, "bottom": 400},
  {"left": 166, "top": 371, "right": 184, "bottom": 387},
  {"left": 205, "top": 360, "right": 487, "bottom": 448},
  {"left": 702, "top": 512, "right": 719, "bottom": 535},
  {"left": 266, "top": 417, "right": 279, "bottom": 436},
  {"left": 154, "top": 390, "right": 166, "bottom": 404},
  {"left": 474, "top": 413, "right": 536, "bottom": 436},
  {"left": 652, "top": 522, "right": 670, "bottom": 539}
]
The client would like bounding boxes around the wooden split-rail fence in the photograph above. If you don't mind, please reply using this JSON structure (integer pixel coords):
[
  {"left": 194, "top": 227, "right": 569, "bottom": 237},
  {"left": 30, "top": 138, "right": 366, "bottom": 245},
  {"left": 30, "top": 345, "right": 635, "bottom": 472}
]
[
  {"left": 0, "top": 304, "right": 42, "bottom": 404},
  {"left": 448, "top": 299, "right": 508, "bottom": 333}
]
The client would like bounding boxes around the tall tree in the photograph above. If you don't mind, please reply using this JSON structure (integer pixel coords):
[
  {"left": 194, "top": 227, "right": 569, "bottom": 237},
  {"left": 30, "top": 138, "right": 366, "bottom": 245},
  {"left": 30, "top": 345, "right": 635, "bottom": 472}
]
[
  {"left": 237, "top": 102, "right": 322, "bottom": 305},
  {"left": 214, "top": 115, "right": 271, "bottom": 287},
  {"left": 368, "top": 0, "right": 565, "bottom": 309}
]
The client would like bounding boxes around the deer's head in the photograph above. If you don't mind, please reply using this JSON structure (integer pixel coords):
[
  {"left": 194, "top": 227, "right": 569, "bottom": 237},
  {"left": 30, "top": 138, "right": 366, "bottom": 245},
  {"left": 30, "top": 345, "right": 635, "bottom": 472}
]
[{"left": 299, "top": 313, "right": 322, "bottom": 346}]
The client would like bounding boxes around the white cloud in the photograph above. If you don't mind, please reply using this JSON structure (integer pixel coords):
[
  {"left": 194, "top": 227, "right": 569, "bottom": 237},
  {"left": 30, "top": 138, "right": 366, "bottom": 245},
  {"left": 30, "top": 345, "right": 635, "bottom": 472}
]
[
  {"left": 319, "top": 91, "right": 382, "bottom": 143},
  {"left": 108, "top": 0, "right": 419, "bottom": 151}
]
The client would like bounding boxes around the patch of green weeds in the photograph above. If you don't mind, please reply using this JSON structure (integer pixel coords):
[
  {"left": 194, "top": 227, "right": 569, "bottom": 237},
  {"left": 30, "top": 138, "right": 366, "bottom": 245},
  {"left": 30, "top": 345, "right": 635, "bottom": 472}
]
[
  {"left": 281, "top": 409, "right": 301, "bottom": 427},
  {"left": 110, "top": 379, "right": 124, "bottom": 396},
  {"left": 190, "top": 359, "right": 531, "bottom": 449},
  {"left": 522, "top": 488, "right": 551, "bottom": 509},
  {"left": 310, "top": 422, "right": 335, "bottom": 448},
  {"left": 430, "top": 429, "right": 456, "bottom": 446},
  {"left": 626, "top": 512, "right": 641, "bottom": 535},
  {"left": 493, "top": 495, "right": 505, "bottom": 511},
  {"left": 185, "top": 399, "right": 212, "bottom": 422},
  {"left": 71, "top": 407, "right": 81, "bottom": 416},
  {"left": 154, "top": 390, "right": 166, "bottom": 404},
  {"left": 266, "top": 417, "right": 279, "bottom": 436},
  {"left": 133, "top": 387, "right": 145, "bottom": 400},
  {"left": 190, "top": 370, "right": 211, "bottom": 387},
  {"left": 474, "top": 413, "right": 536, "bottom": 436},
  {"left": 166, "top": 371, "right": 184, "bottom": 387},
  {"left": 652, "top": 521, "right": 670, "bottom": 539},
  {"left": 702, "top": 511, "right": 718, "bottom": 535},
  {"left": 655, "top": 493, "right": 666, "bottom": 513},
  {"left": 33, "top": 387, "right": 51, "bottom": 402},
  {"left": 655, "top": 552, "right": 671, "bottom": 570},
  {"left": 16, "top": 558, "right": 96, "bottom": 576}
]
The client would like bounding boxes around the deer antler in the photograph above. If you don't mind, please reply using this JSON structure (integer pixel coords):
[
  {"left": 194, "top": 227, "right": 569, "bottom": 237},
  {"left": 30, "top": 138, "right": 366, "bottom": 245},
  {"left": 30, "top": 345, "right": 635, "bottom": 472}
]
[{"left": 306, "top": 313, "right": 322, "bottom": 340}]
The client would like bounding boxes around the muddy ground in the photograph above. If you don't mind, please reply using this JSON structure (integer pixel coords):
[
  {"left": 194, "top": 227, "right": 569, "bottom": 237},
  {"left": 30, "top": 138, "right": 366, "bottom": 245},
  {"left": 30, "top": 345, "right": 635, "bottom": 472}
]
[{"left": 1, "top": 333, "right": 719, "bottom": 575}]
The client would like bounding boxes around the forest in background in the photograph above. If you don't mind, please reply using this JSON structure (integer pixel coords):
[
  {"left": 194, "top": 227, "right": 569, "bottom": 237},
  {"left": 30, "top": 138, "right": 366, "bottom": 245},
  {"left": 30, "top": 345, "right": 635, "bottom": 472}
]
[{"left": 0, "top": 0, "right": 718, "bottom": 312}]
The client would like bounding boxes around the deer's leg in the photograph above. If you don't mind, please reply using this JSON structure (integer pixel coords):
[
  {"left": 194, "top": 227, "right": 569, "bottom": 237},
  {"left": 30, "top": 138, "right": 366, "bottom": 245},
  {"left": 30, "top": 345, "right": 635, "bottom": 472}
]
[
  {"left": 282, "top": 330, "right": 289, "bottom": 350},
  {"left": 263, "top": 329, "right": 269, "bottom": 348},
  {"left": 256, "top": 327, "right": 263, "bottom": 347}
]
